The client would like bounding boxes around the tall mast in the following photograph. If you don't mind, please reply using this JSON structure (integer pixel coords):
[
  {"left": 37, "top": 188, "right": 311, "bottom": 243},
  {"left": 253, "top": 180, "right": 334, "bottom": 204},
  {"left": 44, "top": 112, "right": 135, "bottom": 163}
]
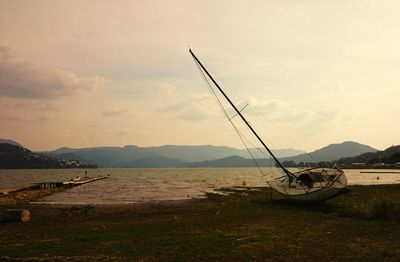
[{"left": 190, "top": 49, "right": 293, "bottom": 178}]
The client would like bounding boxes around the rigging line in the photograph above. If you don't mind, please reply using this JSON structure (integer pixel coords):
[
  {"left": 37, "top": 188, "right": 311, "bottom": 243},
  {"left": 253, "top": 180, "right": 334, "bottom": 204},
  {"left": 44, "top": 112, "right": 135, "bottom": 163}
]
[
  {"left": 199, "top": 69, "right": 283, "bottom": 153},
  {"left": 229, "top": 103, "right": 249, "bottom": 121},
  {"left": 194, "top": 57, "right": 284, "bottom": 180},
  {"left": 235, "top": 129, "right": 275, "bottom": 165},
  {"left": 225, "top": 116, "right": 280, "bottom": 179},
  {"left": 230, "top": 120, "right": 268, "bottom": 178},
  {"left": 194, "top": 59, "right": 268, "bottom": 179},
  {"left": 231, "top": 123, "right": 272, "bottom": 172},
  {"left": 205, "top": 99, "right": 279, "bottom": 178},
  {"left": 245, "top": 106, "right": 285, "bottom": 152},
  {"left": 195, "top": 60, "right": 267, "bottom": 177},
  {"left": 234, "top": 131, "right": 276, "bottom": 180},
  {"left": 194, "top": 58, "right": 230, "bottom": 119},
  {"left": 242, "top": 134, "right": 278, "bottom": 159},
  {"left": 259, "top": 111, "right": 317, "bottom": 163},
  {"left": 193, "top": 53, "right": 233, "bottom": 122},
  {"left": 201, "top": 80, "right": 283, "bottom": 180},
  {"left": 227, "top": 120, "right": 279, "bottom": 165},
  {"left": 190, "top": 50, "right": 293, "bottom": 179},
  {"left": 196, "top": 52, "right": 313, "bottom": 165},
  {"left": 241, "top": 93, "right": 316, "bottom": 164},
  {"left": 246, "top": 106, "right": 289, "bottom": 157}
]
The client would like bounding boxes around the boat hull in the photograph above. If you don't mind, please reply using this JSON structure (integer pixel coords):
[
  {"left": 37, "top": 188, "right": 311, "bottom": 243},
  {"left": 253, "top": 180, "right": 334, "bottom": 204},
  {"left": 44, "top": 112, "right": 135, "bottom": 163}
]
[
  {"left": 268, "top": 167, "right": 348, "bottom": 203},
  {"left": 285, "top": 186, "right": 348, "bottom": 203}
]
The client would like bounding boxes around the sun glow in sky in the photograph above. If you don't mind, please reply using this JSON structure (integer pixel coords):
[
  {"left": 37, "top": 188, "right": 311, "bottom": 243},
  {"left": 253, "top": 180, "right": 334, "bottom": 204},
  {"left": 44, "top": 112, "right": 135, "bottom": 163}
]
[{"left": 1, "top": 0, "right": 399, "bottom": 151}]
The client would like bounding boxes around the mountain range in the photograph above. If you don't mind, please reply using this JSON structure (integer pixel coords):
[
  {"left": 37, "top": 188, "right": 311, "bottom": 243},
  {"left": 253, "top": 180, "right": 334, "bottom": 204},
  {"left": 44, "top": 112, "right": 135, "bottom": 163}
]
[
  {"left": 0, "top": 139, "right": 379, "bottom": 168},
  {"left": 278, "top": 141, "right": 377, "bottom": 164},
  {"left": 40, "top": 141, "right": 376, "bottom": 168},
  {"left": 40, "top": 144, "right": 305, "bottom": 167},
  {"left": 0, "top": 143, "right": 97, "bottom": 169},
  {"left": 336, "top": 145, "right": 400, "bottom": 166}
]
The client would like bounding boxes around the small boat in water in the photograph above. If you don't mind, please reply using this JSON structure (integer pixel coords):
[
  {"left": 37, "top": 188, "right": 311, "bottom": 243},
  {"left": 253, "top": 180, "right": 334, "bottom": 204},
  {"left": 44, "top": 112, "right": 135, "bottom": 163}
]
[{"left": 189, "top": 49, "right": 347, "bottom": 203}]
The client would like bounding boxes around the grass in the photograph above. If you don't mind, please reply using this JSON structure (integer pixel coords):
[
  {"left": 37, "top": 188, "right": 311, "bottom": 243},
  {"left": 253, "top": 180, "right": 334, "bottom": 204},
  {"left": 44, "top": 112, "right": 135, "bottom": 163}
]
[
  {"left": 369, "top": 192, "right": 400, "bottom": 220},
  {"left": 1, "top": 185, "right": 400, "bottom": 261}
]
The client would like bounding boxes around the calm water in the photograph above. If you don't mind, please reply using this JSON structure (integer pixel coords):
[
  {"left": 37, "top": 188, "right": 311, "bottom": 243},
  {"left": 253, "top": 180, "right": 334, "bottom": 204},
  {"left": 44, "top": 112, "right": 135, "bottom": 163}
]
[{"left": 1, "top": 168, "right": 399, "bottom": 204}]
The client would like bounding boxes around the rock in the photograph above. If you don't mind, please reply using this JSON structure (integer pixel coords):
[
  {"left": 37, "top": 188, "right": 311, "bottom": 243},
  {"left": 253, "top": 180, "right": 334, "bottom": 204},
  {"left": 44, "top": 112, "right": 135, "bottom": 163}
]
[{"left": 0, "top": 209, "right": 30, "bottom": 222}]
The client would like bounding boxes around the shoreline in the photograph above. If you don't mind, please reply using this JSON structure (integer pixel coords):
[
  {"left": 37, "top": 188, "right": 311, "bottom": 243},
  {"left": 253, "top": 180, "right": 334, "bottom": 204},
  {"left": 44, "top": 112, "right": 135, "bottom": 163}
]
[
  {"left": 2, "top": 183, "right": 400, "bottom": 207},
  {"left": 1, "top": 184, "right": 400, "bottom": 261}
]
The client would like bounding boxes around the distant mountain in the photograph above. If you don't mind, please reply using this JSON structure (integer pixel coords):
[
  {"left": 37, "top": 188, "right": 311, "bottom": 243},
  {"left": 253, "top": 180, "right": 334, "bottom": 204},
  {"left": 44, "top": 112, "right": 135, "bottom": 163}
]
[
  {"left": 272, "top": 148, "right": 306, "bottom": 158},
  {"left": 0, "top": 143, "right": 97, "bottom": 169},
  {"left": 41, "top": 141, "right": 377, "bottom": 168},
  {"left": 1, "top": 138, "right": 380, "bottom": 168},
  {"left": 42, "top": 146, "right": 146, "bottom": 167},
  {"left": 281, "top": 141, "right": 377, "bottom": 164},
  {"left": 49, "top": 152, "right": 96, "bottom": 165},
  {"left": 120, "top": 156, "right": 188, "bottom": 168},
  {"left": 0, "top": 138, "right": 21, "bottom": 147},
  {"left": 336, "top": 145, "right": 400, "bottom": 165},
  {"left": 189, "top": 155, "right": 274, "bottom": 168},
  {"left": 42, "top": 145, "right": 305, "bottom": 168}
]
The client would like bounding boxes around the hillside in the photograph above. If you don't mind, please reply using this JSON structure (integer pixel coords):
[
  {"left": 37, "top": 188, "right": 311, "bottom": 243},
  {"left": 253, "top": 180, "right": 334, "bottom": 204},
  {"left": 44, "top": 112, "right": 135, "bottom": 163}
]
[
  {"left": 336, "top": 145, "right": 400, "bottom": 166},
  {"left": 120, "top": 156, "right": 188, "bottom": 168},
  {"left": 0, "top": 138, "right": 21, "bottom": 147},
  {"left": 39, "top": 141, "right": 378, "bottom": 168},
  {"left": 281, "top": 141, "right": 377, "bottom": 164},
  {"left": 2, "top": 139, "right": 379, "bottom": 168},
  {"left": 0, "top": 143, "right": 97, "bottom": 169},
  {"left": 42, "top": 145, "right": 305, "bottom": 168},
  {"left": 189, "top": 155, "right": 274, "bottom": 168}
]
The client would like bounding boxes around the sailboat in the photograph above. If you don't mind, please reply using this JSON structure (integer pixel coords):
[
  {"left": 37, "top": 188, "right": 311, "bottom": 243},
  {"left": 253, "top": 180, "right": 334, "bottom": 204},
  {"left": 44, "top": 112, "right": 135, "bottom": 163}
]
[{"left": 189, "top": 49, "right": 347, "bottom": 203}]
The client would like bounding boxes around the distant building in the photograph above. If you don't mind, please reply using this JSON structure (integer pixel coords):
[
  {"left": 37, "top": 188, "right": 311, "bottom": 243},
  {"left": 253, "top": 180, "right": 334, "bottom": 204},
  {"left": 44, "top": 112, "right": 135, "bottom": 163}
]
[{"left": 351, "top": 163, "right": 366, "bottom": 167}]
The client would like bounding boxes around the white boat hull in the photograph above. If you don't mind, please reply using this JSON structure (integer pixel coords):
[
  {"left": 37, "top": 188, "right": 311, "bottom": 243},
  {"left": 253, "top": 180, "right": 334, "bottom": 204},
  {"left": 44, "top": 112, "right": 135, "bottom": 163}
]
[
  {"left": 268, "top": 167, "right": 348, "bottom": 203},
  {"left": 285, "top": 186, "right": 347, "bottom": 203}
]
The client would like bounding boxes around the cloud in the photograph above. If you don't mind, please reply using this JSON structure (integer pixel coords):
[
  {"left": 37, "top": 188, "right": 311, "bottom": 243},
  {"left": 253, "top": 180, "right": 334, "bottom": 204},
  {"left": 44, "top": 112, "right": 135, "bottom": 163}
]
[
  {"left": 3, "top": 113, "right": 61, "bottom": 122},
  {"left": 159, "top": 93, "right": 212, "bottom": 113},
  {"left": 157, "top": 82, "right": 177, "bottom": 98},
  {"left": 0, "top": 46, "right": 16, "bottom": 60},
  {"left": 102, "top": 107, "right": 129, "bottom": 117},
  {"left": 0, "top": 96, "right": 62, "bottom": 123},
  {"left": 0, "top": 46, "right": 106, "bottom": 99},
  {"left": 316, "top": 109, "right": 337, "bottom": 121},
  {"left": 158, "top": 89, "right": 216, "bottom": 121},
  {"left": 0, "top": 98, "right": 60, "bottom": 112},
  {"left": 178, "top": 108, "right": 211, "bottom": 121},
  {"left": 72, "top": 31, "right": 96, "bottom": 40},
  {"left": 160, "top": 102, "right": 187, "bottom": 112},
  {"left": 157, "top": 87, "right": 339, "bottom": 126},
  {"left": 241, "top": 97, "right": 339, "bottom": 125}
]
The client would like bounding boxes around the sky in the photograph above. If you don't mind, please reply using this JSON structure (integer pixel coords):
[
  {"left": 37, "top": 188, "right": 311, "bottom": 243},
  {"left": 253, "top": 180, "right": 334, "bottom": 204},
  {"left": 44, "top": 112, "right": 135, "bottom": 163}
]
[{"left": 1, "top": 0, "right": 399, "bottom": 152}]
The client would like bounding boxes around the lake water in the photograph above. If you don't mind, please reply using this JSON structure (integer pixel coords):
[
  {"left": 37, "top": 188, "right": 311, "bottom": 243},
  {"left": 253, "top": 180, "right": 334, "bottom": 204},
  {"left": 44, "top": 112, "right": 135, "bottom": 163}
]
[{"left": 1, "top": 168, "right": 399, "bottom": 204}]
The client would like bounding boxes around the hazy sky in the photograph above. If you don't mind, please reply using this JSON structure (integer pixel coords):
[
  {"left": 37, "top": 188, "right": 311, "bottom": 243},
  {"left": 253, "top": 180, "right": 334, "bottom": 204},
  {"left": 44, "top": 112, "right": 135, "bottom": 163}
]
[{"left": 1, "top": 0, "right": 399, "bottom": 151}]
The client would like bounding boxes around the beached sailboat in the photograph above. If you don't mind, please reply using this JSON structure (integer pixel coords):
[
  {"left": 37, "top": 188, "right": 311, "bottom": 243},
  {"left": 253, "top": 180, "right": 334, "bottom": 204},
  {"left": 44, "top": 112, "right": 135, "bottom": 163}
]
[{"left": 189, "top": 49, "right": 347, "bottom": 203}]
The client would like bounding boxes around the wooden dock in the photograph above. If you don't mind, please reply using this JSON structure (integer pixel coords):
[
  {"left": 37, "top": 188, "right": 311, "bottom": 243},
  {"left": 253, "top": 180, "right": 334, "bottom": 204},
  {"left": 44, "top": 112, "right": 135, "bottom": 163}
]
[
  {"left": 0, "top": 185, "right": 37, "bottom": 195},
  {"left": 61, "top": 175, "right": 109, "bottom": 188},
  {"left": 0, "top": 175, "right": 109, "bottom": 195}
]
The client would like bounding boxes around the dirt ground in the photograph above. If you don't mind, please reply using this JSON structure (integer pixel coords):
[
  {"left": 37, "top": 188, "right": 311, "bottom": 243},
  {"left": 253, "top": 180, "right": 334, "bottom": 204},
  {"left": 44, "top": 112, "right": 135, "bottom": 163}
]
[{"left": 1, "top": 185, "right": 400, "bottom": 261}]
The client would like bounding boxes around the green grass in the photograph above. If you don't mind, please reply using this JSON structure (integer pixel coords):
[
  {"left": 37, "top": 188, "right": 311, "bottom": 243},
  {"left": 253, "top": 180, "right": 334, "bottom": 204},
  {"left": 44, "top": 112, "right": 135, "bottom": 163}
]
[{"left": 1, "top": 185, "right": 400, "bottom": 261}]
